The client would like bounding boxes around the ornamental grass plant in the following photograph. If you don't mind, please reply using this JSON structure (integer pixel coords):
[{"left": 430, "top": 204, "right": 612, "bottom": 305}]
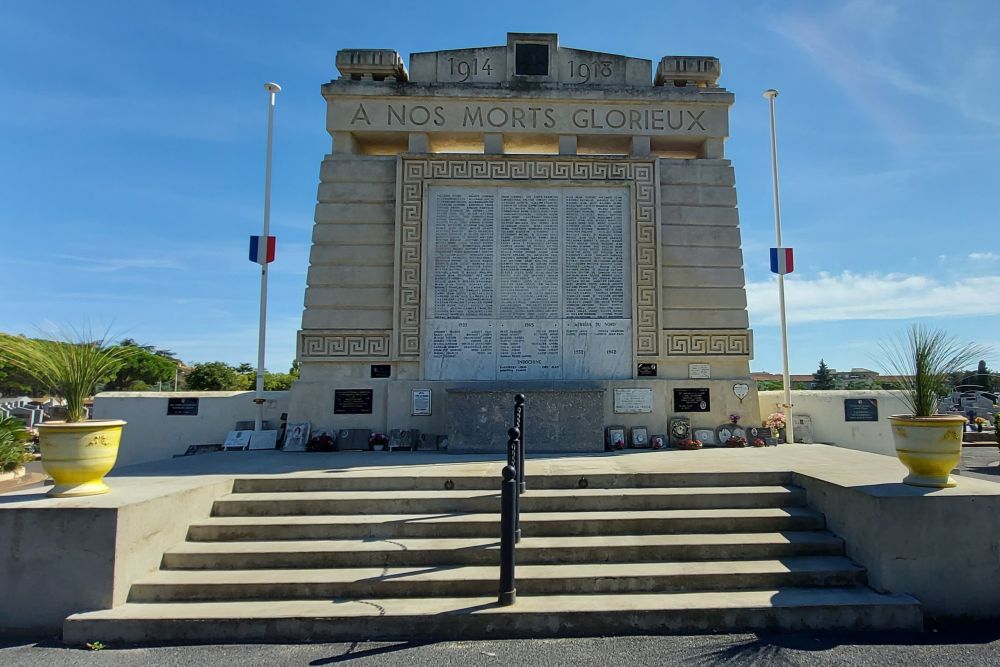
[
  {"left": 878, "top": 324, "right": 990, "bottom": 418},
  {"left": 0, "top": 328, "right": 135, "bottom": 423}
]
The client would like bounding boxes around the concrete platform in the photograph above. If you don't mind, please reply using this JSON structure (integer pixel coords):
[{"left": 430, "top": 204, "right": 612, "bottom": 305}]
[{"left": 3, "top": 444, "right": 1000, "bottom": 636}]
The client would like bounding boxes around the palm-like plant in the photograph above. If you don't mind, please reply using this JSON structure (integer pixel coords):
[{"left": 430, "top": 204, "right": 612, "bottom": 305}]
[
  {"left": 0, "top": 328, "right": 135, "bottom": 423},
  {"left": 879, "top": 325, "right": 990, "bottom": 417}
]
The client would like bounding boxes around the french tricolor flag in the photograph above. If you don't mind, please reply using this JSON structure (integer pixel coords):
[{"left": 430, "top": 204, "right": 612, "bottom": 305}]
[
  {"left": 770, "top": 247, "right": 794, "bottom": 275},
  {"left": 249, "top": 235, "right": 276, "bottom": 264}
]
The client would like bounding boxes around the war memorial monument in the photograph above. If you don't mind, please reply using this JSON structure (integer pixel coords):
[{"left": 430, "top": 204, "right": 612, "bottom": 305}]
[
  {"left": 14, "top": 32, "right": 1000, "bottom": 646},
  {"left": 288, "top": 32, "right": 759, "bottom": 450}
]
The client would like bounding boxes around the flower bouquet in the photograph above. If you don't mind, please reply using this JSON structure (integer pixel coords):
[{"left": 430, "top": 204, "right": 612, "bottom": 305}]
[
  {"left": 728, "top": 414, "right": 741, "bottom": 425},
  {"left": 369, "top": 432, "right": 389, "bottom": 451},
  {"left": 725, "top": 435, "right": 747, "bottom": 448},
  {"left": 306, "top": 432, "right": 336, "bottom": 452},
  {"left": 751, "top": 437, "right": 767, "bottom": 448},
  {"left": 764, "top": 412, "right": 786, "bottom": 440},
  {"left": 974, "top": 417, "right": 987, "bottom": 432},
  {"left": 678, "top": 438, "right": 702, "bottom": 450}
]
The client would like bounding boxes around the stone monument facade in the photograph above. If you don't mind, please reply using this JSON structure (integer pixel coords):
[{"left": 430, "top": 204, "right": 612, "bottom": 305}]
[{"left": 288, "top": 33, "right": 759, "bottom": 451}]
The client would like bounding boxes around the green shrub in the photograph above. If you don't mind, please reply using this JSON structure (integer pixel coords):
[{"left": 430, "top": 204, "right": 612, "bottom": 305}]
[{"left": 0, "top": 417, "right": 32, "bottom": 472}]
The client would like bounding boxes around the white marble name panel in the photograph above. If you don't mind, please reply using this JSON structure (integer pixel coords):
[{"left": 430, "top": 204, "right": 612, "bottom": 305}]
[
  {"left": 425, "top": 320, "right": 497, "bottom": 381},
  {"left": 498, "top": 319, "right": 563, "bottom": 380},
  {"left": 424, "top": 185, "right": 632, "bottom": 381},
  {"left": 562, "top": 319, "right": 631, "bottom": 379}
]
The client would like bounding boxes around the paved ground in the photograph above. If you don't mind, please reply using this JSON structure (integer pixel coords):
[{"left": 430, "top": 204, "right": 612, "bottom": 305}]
[
  {"left": 957, "top": 444, "right": 1000, "bottom": 483},
  {"left": 3, "top": 629, "right": 1000, "bottom": 666}
]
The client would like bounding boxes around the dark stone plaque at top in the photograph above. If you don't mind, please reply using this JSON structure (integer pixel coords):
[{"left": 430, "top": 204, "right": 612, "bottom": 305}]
[
  {"left": 334, "top": 389, "right": 374, "bottom": 415},
  {"left": 515, "top": 43, "right": 548, "bottom": 75},
  {"left": 844, "top": 398, "right": 878, "bottom": 422},
  {"left": 673, "top": 388, "right": 711, "bottom": 412},
  {"left": 167, "top": 397, "right": 199, "bottom": 416},
  {"left": 370, "top": 364, "right": 391, "bottom": 378}
]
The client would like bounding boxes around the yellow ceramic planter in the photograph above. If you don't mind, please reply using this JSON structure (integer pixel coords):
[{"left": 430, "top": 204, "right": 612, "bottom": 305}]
[
  {"left": 36, "top": 420, "right": 125, "bottom": 497},
  {"left": 889, "top": 414, "right": 965, "bottom": 488}
]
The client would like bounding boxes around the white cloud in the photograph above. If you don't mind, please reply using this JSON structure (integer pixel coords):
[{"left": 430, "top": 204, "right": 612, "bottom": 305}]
[
  {"left": 969, "top": 252, "right": 998, "bottom": 261},
  {"left": 748, "top": 271, "right": 1000, "bottom": 325}
]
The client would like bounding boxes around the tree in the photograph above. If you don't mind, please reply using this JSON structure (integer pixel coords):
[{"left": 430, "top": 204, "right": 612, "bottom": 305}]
[
  {"left": 103, "top": 340, "right": 179, "bottom": 391},
  {"left": 813, "top": 359, "right": 835, "bottom": 390},
  {"left": 757, "top": 380, "right": 783, "bottom": 391},
  {"left": 185, "top": 362, "right": 250, "bottom": 391},
  {"left": 975, "top": 360, "right": 996, "bottom": 392},
  {"left": 264, "top": 372, "right": 296, "bottom": 391}
]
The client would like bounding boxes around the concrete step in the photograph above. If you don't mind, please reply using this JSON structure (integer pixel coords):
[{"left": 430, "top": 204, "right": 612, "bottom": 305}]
[
  {"left": 163, "top": 531, "right": 844, "bottom": 570},
  {"left": 130, "top": 556, "right": 867, "bottom": 602},
  {"left": 232, "top": 471, "right": 794, "bottom": 493},
  {"left": 65, "top": 587, "right": 922, "bottom": 643},
  {"left": 189, "top": 507, "right": 824, "bottom": 541},
  {"left": 210, "top": 485, "right": 806, "bottom": 516}
]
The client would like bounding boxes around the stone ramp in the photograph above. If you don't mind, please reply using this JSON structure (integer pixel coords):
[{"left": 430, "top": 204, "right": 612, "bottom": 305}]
[{"left": 63, "top": 470, "right": 922, "bottom": 643}]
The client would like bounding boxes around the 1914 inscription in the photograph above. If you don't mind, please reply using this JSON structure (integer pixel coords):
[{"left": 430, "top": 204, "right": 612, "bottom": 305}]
[{"left": 425, "top": 186, "right": 632, "bottom": 381}]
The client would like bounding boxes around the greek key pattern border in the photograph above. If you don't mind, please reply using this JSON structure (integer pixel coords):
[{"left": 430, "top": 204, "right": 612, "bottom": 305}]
[
  {"left": 398, "top": 157, "right": 659, "bottom": 357},
  {"left": 663, "top": 330, "right": 752, "bottom": 357},
  {"left": 298, "top": 330, "right": 391, "bottom": 358}
]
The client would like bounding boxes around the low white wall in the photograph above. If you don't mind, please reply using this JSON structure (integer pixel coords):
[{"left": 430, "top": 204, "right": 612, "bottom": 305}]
[
  {"left": 92, "top": 391, "right": 290, "bottom": 467},
  {"left": 758, "top": 390, "right": 910, "bottom": 456}
]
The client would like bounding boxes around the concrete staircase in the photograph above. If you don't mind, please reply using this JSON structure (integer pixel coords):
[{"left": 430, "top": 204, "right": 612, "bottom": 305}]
[{"left": 64, "top": 470, "right": 921, "bottom": 643}]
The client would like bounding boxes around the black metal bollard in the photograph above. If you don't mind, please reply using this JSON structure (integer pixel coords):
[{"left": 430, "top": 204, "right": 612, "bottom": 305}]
[
  {"left": 498, "top": 464, "right": 517, "bottom": 606},
  {"left": 507, "top": 427, "right": 521, "bottom": 543},
  {"left": 514, "top": 394, "right": 526, "bottom": 494}
]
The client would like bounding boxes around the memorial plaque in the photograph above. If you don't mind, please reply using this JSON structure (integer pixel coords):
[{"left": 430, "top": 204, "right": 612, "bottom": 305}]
[
  {"left": 688, "top": 363, "right": 711, "bottom": 379},
  {"left": 630, "top": 426, "right": 649, "bottom": 448},
  {"left": 334, "top": 389, "right": 374, "bottom": 414},
  {"left": 411, "top": 389, "right": 432, "bottom": 416},
  {"left": 694, "top": 427, "right": 717, "bottom": 446},
  {"left": 167, "top": 397, "right": 198, "bottom": 416},
  {"left": 637, "top": 363, "right": 657, "bottom": 377},
  {"left": 674, "top": 388, "right": 710, "bottom": 412},
  {"left": 248, "top": 430, "right": 279, "bottom": 450},
  {"left": 844, "top": 398, "right": 878, "bottom": 422},
  {"left": 614, "top": 388, "right": 653, "bottom": 413},
  {"left": 370, "top": 364, "right": 391, "bottom": 378},
  {"left": 605, "top": 425, "right": 626, "bottom": 450},
  {"left": 562, "top": 319, "right": 631, "bottom": 379},
  {"left": 223, "top": 430, "right": 252, "bottom": 450},
  {"left": 424, "top": 185, "right": 631, "bottom": 381},
  {"left": 497, "top": 319, "right": 562, "bottom": 380}
]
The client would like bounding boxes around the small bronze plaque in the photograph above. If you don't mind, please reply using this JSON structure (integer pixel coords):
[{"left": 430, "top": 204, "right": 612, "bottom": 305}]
[
  {"left": 673, "top": 388, "right": 710, "bottom": 412},
  {"left": 637, "top": 363, "right": 657, "bottom": 377},
  {"left": 334, "top": 389, "right": 373, "bottom": 414},
  {"left": 167, "top": 397, "right": 199, "bottom": 416},
  {"left": 844, "top": 398, "right": 878, "bottom": 422}
]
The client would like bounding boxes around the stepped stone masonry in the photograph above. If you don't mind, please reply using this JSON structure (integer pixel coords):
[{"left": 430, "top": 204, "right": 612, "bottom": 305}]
[
  {"left": 289, "top": 33, "right": 759, "bottom": 447},
  {"left": 64, "top": 469, "right": 922, "bottom": 642}
]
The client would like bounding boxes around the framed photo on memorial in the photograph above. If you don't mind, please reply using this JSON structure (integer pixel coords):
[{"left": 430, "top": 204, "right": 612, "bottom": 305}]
[
  {"left": 282, "top": 422, "right": 311, "bottom": 452},
  {"left": 630, "top": 426, "right": 649, "bottom": 448},
  {"left": 606, "top": 425, "right": 626, "bottom": 451}
]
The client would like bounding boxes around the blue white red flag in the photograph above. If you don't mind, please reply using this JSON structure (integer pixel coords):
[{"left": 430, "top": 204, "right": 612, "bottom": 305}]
[
  {"left": 770, "top": 247, "right": 794, "bottom": 275},
  {"left": 249, "top": 235, "right": 276, "bottom": 264}
]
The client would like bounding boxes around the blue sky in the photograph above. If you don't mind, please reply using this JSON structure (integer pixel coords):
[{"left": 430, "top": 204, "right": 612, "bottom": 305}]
[{"left": 3, "top": 0, "right": 999, "bottom": 375}]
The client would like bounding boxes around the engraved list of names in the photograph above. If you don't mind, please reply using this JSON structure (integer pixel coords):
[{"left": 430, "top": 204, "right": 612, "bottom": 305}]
[{"left": 425, "top": 185, "right": 632, "bottom": 380}]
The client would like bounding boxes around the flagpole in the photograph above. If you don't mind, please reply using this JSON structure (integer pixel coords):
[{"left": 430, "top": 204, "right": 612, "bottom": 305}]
[
  {"left": 255, "top": 82, "right": 281, "bottom": 431},
  {"left": 763, "top": 88, "right": 794, "bottom": 445}
]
